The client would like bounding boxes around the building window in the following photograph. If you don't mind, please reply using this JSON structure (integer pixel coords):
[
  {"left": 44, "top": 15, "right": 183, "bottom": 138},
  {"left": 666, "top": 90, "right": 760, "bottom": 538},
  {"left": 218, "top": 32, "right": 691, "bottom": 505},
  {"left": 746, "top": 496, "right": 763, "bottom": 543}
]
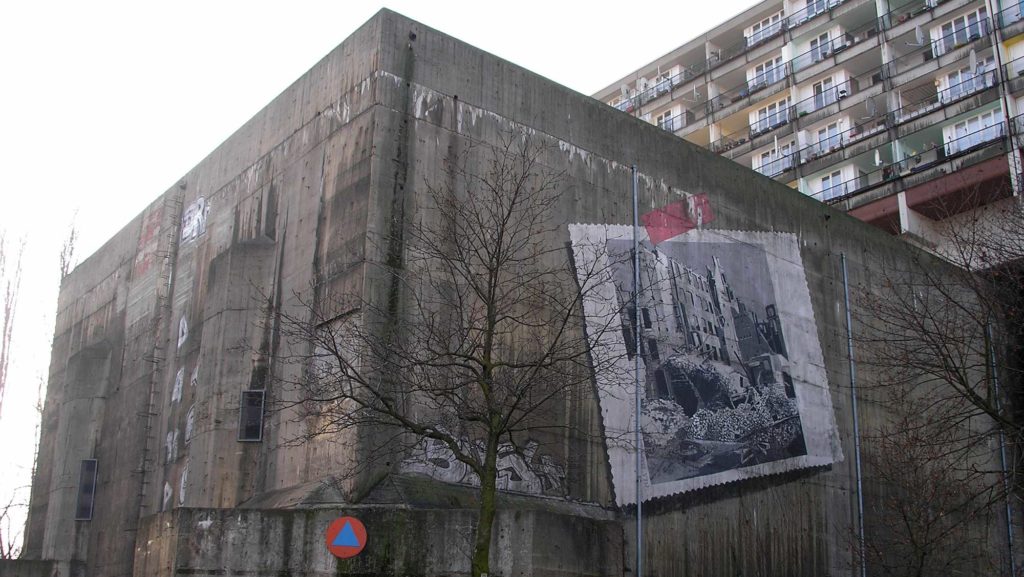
[
  {"left": 942, "top": 59, "right": 994, "bottom": 102},
  {"left": 751, "top": 56, "right": 785, "bottom": 89},
  {"left": 753, "top": 98, "right": 791, "bottom": 133},
  {"left": 648, "top": 338, "right": 661, "bottom": 361},
  {"left": 812, "top": 77, "right": 836, "bottom": 110},
  {"left": 238, "top": 390, "right": 266, "bottom": 442},
  {"left": 756, "top": 141, "right": 794, "bottom": 177},
  {"left": 938, "top": 8, "right": 989, "bottom": 55},
  {"left": 75, "top": 459, "right": 98, "bottom": 521},
  {"left": 748, "top": 12, "right": 784, "bottom": 46},
  {"left": 820, "top": 170, "right": 845, "bottom": 200},
  {"left": 815, "top": 122, "right": 842, "bottom": 154},
  {"left": 641, "top": 307, "right": 653, "bottom": 329},
  {"left": 946, "top": 108, "right": 1003, "bottom": 155},
  {"left": 656, "top": 109, "right": 677, "bottom": 132},
  {"left": 806, "top": 0, "right": 826, "bottom": 19},
  {"left": 810, "top": 32, "right": 831, "bottom": 62},
  {"left": 653, "top": 71, "right": 674, "bottom": 96}
]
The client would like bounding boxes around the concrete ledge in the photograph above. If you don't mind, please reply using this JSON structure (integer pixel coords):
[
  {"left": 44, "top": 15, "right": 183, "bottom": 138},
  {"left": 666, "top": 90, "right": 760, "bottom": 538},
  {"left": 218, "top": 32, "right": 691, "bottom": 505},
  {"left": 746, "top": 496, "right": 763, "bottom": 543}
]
[{"left": 132, "top": 498, "right": 622, "bottom": 577}]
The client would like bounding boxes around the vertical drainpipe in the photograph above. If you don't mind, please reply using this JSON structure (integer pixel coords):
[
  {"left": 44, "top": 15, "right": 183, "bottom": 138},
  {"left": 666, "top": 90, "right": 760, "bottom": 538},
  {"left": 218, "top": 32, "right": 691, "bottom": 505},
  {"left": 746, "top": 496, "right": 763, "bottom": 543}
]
[
  {"left": 841, "top": 254, "right": 867, "bottom": 577},
  {"left": 632, "top": 164, "right": 644, "bottom": 577},
  {"left": 987, "top": 321, "right": 1017, "bottom": 575}
]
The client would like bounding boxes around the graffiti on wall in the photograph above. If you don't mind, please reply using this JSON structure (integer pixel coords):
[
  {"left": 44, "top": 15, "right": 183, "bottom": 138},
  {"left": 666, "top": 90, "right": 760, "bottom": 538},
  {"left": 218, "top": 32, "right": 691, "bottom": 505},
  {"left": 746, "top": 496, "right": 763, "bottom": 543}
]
[
  {"left": 399, "top": 430, "right": 566, "bottom": 496},
  {"left": 181, "top": 197, "right": 208, "bottom": 242},
  {"left": 569, "top": 224, "right": 841, "bottom": 504}
]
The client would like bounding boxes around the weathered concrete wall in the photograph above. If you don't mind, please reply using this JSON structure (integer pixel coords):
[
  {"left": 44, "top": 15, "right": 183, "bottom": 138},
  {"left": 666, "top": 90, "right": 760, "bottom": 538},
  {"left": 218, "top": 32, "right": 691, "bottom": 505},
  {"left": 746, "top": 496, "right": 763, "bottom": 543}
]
[
  {"left": 21, "top": 8, "right": 1009, "bottom": 577},
  {"left": 0, "top": 560, "right": 62, "bottom": 577},
  {"left": 131, "top": 495, "right": 620, "bottom": 577}
]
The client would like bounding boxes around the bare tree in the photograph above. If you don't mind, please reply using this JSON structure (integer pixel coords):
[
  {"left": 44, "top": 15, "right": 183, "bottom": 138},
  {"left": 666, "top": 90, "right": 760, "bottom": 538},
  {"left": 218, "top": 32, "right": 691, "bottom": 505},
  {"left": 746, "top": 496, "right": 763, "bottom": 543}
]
[
  {"left": 859, "top": 384, "right": 1005, "bottom": 576},
  {"left": 0, "top": 232, "right": 23, "bottom": 418},
  {"left": 0, "top": 490, "right": 26, "bottom": 560},
  {"left": 854, "top": 190, "right": 1024, "bottom": 575},
  {"left": 60, "top": 214, "right": 78, "bottom": 280},
  {"left": 272, "top": 133, "right": 623, "bottom": 577}
]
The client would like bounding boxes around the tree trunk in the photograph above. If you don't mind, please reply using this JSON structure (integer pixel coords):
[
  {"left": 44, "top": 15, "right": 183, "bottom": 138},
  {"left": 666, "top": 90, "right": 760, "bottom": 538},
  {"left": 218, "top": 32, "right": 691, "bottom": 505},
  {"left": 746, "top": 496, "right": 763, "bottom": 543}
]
[{"left": 472, "top": 435, "right": 499, "bottom": 577}]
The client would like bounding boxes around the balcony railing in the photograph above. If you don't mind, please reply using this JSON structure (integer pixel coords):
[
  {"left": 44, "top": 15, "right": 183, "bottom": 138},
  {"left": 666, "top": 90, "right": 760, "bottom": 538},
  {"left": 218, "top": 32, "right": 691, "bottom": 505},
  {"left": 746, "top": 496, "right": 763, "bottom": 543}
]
[
  {"left": 808, "top": 119, "right": 1007, "bottom": 203},
  {"left": 747, "top": 20, "right": 785, "bottom": 47},
  {"left": 893, "top": 68, "right": 998, "bottom": 123},
  {"left": 705, "top": 62, "right": 791, "bottom": 116},
  {"left": 799, "top": 116, "right": 887, "bottom": 162},
  {"left": 710, "top": 111, "right": 792, "bottom": 153},
  {"left": 1004, "top": 54, "right": 1024, "bottom": 82},
  {"left": 880, "top": 0, "right": 944, "bottom": 29},
  {"left": 789, "top": 16, "right": 882, "bottom": 74},
  {"left": 794, "top": 79, "right": 855, "bottom": 115},
  {"left": 932, "top": 17, "right": 990, "bottom": 57},
  {"left": 756, "top": 152, "right": 797, "bottom": 177},
  {"left": 945, "top": 119, "right": 1004, "bottom": 155},
  {"left": 786, "top": 0, "right": 845, "bottom": 29},
  {"left": 997, "top": 2, "right": 1024, "bottom": 29},
  {"left": 657, "top": 110, "right": 695, "bottom": 133}
]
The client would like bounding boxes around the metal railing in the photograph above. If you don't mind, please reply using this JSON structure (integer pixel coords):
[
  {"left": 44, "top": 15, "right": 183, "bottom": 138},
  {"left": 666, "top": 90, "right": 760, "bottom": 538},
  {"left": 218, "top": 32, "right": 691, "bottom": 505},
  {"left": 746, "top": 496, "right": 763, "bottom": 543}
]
[
  {"left": 612, "top": 0, "right": 986, "bottom": 115},
  {"left": 807, "top": 118, "right": 1006, "bottom": 202},
  {"left": 799, "top": 116, "right": 888, "bottom": 162},
  {"left": 881, "top": 0, "right": 944, "bottom": 29},
  {"left": 794, "top": 79, "right": 857, "bottom": 115},
  {"left": 756, "top": 152, "right": 798, "bottom": 177},
  {"left": 656, "top": 110, "right": 694, "bottom": 133},
  {"left": 705, "top": 62, "right": 791, "bottom": 117},
  {"left": 787, "top": 0, "right": 845, "bottom": 29},
  {"left": 711, "top": 109, "right": 792, "bottom": 153},
  {"left": 893, "top": 67, "right": 998, "bottom": 122},
  {"left": 932, "top": 16, "right": 990, "bottom": 57},
  {"left": 747, "top": 19, "right": 785, "bottom": 47},
  {"left": 1004, "top": 53, "right": 1024, "bottom": 82},
  {"left": 997, "top": 2, "right": 1024, "bottom": 29}
]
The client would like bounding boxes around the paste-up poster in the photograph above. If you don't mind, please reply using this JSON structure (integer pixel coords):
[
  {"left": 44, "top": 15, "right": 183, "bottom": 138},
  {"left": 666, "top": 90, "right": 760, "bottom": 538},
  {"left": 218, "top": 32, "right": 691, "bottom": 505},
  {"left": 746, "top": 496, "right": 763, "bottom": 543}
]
[{"left": 570, "top": 224, "right": 841, "bottom": 504}]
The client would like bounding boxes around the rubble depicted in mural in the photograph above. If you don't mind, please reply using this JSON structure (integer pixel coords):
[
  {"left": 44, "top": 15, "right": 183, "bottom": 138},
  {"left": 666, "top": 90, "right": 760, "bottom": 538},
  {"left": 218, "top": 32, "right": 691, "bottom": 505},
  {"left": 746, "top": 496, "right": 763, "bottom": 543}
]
[
  {"left": 399, "top": 430, "right": 567, "bottom": 496},
  {"left": 617, "top": 244, "right": 804, "bottom": 483},
  {"left": 570, "top": 224, "right": 840, "bottom": 503}
]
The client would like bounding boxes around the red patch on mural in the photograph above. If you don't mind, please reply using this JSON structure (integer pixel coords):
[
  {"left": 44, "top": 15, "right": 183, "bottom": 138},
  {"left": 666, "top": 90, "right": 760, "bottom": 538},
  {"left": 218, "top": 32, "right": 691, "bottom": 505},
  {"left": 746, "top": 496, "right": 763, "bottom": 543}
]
[{"left": 640, "top": 194, "right": 714, "bottom": 244}]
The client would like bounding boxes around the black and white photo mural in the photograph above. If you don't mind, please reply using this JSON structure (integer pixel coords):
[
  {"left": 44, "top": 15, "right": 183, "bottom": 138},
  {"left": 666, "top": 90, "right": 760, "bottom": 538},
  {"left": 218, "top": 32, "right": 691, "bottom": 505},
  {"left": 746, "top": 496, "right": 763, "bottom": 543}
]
[{"left": 570, "top": 222, "right": 842, "bottom": 504}]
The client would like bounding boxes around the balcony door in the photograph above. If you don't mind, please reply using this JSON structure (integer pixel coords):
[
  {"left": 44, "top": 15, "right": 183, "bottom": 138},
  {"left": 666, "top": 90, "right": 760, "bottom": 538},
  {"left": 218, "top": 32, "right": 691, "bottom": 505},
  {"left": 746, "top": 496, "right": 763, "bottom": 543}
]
[{"left": 813, "top": 77, "right": 835, "bottom": 110}]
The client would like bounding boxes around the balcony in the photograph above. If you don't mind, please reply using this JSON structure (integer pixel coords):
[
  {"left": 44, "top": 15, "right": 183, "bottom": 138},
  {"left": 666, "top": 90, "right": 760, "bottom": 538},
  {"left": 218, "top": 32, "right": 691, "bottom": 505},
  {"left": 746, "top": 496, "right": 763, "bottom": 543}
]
[
  {"left": 997, "top": 2, "right": 1024, "bottom": 37},
  {"left": 799, "top": 116, "right": 887, "bottom": 167},
  {"left": 787, "top": 0, "right": 845, "bottom": 29},
  {"left": 893, "top": 69, "right": 997, "bottom": 125},
  {"left": 794, "top": 80, "right": 855, "bottom": 116},
  {"left": 746, "top": 20, "right": 785, "bottom": 47},
  {"left": 656, "top": 110, "right": 695, "bottom": 133},
  {"left": 822, "top": 119, "right": 1008, "bottom": 208},
  {"left": 704, "top": 62, "right": 791, "bottom": 121},
  {"left": 932, "top": 17, "right": 990, "bottom": 58}
]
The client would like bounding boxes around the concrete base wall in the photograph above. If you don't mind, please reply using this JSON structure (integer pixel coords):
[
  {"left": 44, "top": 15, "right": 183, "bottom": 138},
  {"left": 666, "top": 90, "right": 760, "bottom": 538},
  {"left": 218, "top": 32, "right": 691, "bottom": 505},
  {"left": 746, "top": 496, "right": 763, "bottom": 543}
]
[{"left": 132, "top": 504, "right": 622, "bottom": 577}]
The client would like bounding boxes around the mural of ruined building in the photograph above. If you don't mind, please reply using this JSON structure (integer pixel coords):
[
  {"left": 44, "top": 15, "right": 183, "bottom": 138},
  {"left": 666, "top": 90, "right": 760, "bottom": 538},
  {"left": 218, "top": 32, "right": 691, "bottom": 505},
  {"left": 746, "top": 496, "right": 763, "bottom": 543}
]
[{"left": 572, "top": 226, "right": 841, "bottom": 500}]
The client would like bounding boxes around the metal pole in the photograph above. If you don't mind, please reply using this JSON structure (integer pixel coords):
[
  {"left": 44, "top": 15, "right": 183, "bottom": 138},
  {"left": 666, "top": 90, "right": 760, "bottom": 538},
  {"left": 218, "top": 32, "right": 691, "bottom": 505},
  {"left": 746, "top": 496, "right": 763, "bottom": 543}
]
[
  {"left": 987, "top": 322, "right": 1017, "bottom": 576},
  {"left": 632, "top": 164, "right": 643, "bottom": 577},
  {"left": 841, "top": 254, "right": 867, "bottom": 577}
]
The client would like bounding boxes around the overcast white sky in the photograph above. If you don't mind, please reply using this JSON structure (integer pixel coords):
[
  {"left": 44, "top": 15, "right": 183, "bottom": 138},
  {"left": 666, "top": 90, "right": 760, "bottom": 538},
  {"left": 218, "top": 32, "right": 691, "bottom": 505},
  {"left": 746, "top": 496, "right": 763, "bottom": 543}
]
[{"left": 0, "top": 0, "right": 761, "bottom": 551}]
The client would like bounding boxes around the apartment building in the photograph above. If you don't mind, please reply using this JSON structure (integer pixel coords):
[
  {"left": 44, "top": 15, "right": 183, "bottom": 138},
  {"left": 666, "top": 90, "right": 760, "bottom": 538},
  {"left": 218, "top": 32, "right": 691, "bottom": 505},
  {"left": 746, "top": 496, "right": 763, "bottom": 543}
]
[{"left": 595, "top": 0, "right": 1024, "bottom": 249}]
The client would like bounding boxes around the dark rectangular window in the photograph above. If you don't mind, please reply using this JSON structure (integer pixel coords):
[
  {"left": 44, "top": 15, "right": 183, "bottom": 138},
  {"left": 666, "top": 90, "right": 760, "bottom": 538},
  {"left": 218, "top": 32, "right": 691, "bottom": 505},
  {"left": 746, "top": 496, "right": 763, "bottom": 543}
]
[
  {"left": 648, "top": 338, "right": 660, "bottom": 361},
  {"left": 622, "top": 326, "right": 635, "bottom": 359},
  {"left": 641, "top": 308, "right": 653, "bottom": 329},
  {"left": 75, "top": 459, "right": 98, "bottom": 520},
  {"left": 238, "top": 390, "right": 265, "bottom": 442}
]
